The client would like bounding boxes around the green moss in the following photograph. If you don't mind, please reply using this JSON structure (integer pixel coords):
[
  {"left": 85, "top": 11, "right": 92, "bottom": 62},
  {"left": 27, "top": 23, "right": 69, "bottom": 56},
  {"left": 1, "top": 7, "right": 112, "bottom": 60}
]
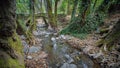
[
  {"left": 0, "top": 59, "right": 8, "bottom": 68},
  {"left": 5, "top": 33, "right": 25, "bottom": 68},
  {"left": 71, "top": 33, "right": 87, "bottom": 39},
  {"left": 0, "top": 55, "right": 24, "bottom": 68},
  {"left": 8, "top": 58, "right": 24, "bottom": 68},
  {"left": 8, "top": 33, "right": 23, "bottom": 55}
]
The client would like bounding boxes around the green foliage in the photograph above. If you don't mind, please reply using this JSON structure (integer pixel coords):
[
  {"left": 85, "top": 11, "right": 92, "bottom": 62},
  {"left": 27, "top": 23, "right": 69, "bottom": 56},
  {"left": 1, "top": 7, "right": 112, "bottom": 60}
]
[
  {"left": 98, "top": 0, "right": 117, "bottom": 13},
  {"left": 60, "top": 13, "right": 104, "bottom": 39},
  {"left": 60, "top": 0, "right": 111, "bottom": 39},
  {"left": 58, "top": 0, "right": 74, "bottom": 14},
  {"left": 71, "top": 33, "right": 88, "bottom": 39},
  {"left": 16, "top": 0, "right": 30, "bottom": 14},
  {"left": 58, "top": 0, "right": 67, "bottom": 14},
  {"left": 17, "top": 19, "right": 27, "bottom": 32},
  {"left": 92, "top": 0, "right": 104, "bottom": 11}
]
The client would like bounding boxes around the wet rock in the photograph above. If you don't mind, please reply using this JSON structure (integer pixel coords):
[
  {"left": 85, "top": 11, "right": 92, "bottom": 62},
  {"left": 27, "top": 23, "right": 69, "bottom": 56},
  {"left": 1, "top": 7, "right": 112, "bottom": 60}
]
[
  {"left": 60, "top": 63, "right": 77, "bottom": 68},
  {"left": 70, "top": 64, "right": 77, "bottom": 68},
  {"left": 21, "top": 40, "right": 29, "bottom": 53},
  {"left": 64, "top": 54, "right": 74, "bottom": 63},
  {"left": 59, "top": 35, "right": 66, "bottom": 39},
  {"left": 45, "top": 34, "right": 49, "bottom": 37},
  {"left": 51, "top": 37, "right": 56, "bottom": 41},
  {"left": 21, "top": 40, "right": 28, "bottom": 46},
  {"left": 23, "top": 45, "right": 29, "bottom": 53},
  {"left": 38, "top": 31, "right": 49, "bottom": 35},
  {"left": 29, "top": 46, "right": 41, "bottom": 53},
  {"left": 46, "top": 32, "right": 52, "bottom": 35},
  {"left": 82, "top": 63, "right": 88, "bottom": 68},
  {"left": 27, "top": 56, "right": 32, "bottom": 60},
  {"left": 53, "top": 44, "right": 57, "bottom": 50},
  {"left": 51, "top": 37, "right": 56, "bottom": 44}
]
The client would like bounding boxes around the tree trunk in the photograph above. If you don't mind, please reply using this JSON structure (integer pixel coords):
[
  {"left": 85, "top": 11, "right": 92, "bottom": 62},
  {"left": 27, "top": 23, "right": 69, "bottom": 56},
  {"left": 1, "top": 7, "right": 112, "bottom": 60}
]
[
  {"left": 67, "top": 0, "right": 70, "bottom": 15},
  {"left": 71, "top": 0, "right": 79, "bottom": 20},
  {"left": 79, "top": 0, "right": 91, "bottom": 26},
  {"left": 54, "top": 0, "right": 59, "bottom": 27},
  {"left": 46, "top": 0, "right": 57, "bottom": 31},
  {"left": 0, "top": 0, "right": 25, "bottom": 68},
  {"left": 30, "top": 0, "right": 36, "bottom": 32}
]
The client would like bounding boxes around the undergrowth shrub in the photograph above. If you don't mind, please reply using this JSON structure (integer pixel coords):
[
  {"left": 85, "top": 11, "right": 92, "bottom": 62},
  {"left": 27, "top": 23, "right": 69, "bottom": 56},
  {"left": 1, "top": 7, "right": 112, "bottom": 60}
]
[{"left": 60, "top": 13, "right": 105, "bottom": 39}]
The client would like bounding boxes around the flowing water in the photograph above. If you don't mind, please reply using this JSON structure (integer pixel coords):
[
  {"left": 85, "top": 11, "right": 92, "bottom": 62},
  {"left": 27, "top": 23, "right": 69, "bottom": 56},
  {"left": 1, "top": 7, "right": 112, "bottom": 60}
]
[{"left": 34, "top": 23, "right": 95, "bottom": 68}]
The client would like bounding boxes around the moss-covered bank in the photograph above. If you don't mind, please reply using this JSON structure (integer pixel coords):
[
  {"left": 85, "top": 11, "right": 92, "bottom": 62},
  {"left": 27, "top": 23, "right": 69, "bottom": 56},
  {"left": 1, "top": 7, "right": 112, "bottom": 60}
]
[{"left": 0, "top": 33, "right": 25, "bottom": 68}]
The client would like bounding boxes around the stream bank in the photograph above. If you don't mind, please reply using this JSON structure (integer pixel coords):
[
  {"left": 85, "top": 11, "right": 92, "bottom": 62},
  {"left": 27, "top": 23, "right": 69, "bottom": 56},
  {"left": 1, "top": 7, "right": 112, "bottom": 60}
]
[
  {"left": 22, "top": 13, "right": 120, "bottom": 68},
  {"left": 66, "top": 14, "right": 120, "bottom": 68},
  {"left": 21, "top": 18, "right": 100, "bottom": 68}
]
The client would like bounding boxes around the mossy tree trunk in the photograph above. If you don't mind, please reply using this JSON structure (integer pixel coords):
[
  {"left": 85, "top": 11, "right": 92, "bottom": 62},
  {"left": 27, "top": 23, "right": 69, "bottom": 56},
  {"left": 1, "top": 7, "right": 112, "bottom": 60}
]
[
  {"left": 25, "top": 0, "right": 36, "bottom": 45},
  {"left": 29, "top": 0, "right": 36, "bottom": 32},
  {"left": 54, "top": 0, "right": 59, "bottom": 27},
  {"left": 67, "top": 0, "right": 70, "bottom": 15},
  {"left": 46, "top": 0, "right": 57, "bottom": 31},
  {"left": 71, "top": 0, "right": 79, "bottom": 20},
  {"left": 0, "top": 0, "right": 24, "bottom": 68},
  {"left": 78, "top": 0, "right": 91, "bottom": 26},
  {"left": 71, "top": 0, "right": 91, "bottom": 25}
]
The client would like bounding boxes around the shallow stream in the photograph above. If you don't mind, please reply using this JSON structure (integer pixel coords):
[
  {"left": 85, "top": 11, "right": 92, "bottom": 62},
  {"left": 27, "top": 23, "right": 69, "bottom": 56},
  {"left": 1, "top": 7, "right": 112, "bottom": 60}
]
[{"left": 35, "top": 24, "right": 95, "bottom": 68}]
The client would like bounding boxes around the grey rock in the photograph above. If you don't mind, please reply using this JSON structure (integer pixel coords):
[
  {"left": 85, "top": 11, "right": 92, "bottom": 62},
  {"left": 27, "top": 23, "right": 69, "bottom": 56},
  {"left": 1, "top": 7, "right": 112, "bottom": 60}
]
[
  {"left": 60, "top": 63, "right": 77, "bottom": 68},
  {"left": 53, "top": 44, "right": 57, "bottom": 50},
  {"left": 69, "top": 64, "right": 77, "bottom": 68},
  {"left": 27, "top": 56, "right": 32, "bottom": 59},
  {"left": 21, "top": 41, "right": 29, "bottom": 53},
  {"left": 60, "top": 35, "right": 66, "bottom": 39},
  {"left": 29, "top": 46, "right": 41, "bottom": 53},
  {"left": 64, "top": 54, "right": 74, "bottom": 63},
  {"left": 45, "top": 34, "right": 49, "bottom": 37},
  {"left": 82, "top": 63, "right": 88, "bottom": 68},
  {"left": 51, "top": 37, "right": 56, "bottom": 44}
]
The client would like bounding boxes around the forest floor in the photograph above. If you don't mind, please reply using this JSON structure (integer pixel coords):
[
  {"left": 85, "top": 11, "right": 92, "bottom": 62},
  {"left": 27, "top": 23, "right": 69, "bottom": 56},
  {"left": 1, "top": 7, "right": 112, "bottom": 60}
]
[
  {"left": 23, "top": 15, "right": 72, "bottom": 68},
  {"left": 22, "top": 13, "right": 120, "bottom": 68},
  {"left": 65, "top": 13, "right": 120, "bottom": 68},
  {"left": 21, "top": 36, "right": 48, "bottom": 68}
]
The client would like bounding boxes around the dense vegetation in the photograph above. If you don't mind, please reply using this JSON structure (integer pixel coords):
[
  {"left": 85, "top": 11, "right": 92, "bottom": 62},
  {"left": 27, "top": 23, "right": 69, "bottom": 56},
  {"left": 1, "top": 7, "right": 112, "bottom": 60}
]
[{"left": 0, "top": 0, "right": 120, "bottom": 68}]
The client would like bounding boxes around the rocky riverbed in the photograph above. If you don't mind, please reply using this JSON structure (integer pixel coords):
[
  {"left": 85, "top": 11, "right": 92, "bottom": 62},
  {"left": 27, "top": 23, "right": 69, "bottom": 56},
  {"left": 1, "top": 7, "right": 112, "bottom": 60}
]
[
  {"left": 21, "top": 14, "right": 120, "bottom": 68},
  {"left": 20, "top": 19, "right": 99, "bottom": 68}
]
